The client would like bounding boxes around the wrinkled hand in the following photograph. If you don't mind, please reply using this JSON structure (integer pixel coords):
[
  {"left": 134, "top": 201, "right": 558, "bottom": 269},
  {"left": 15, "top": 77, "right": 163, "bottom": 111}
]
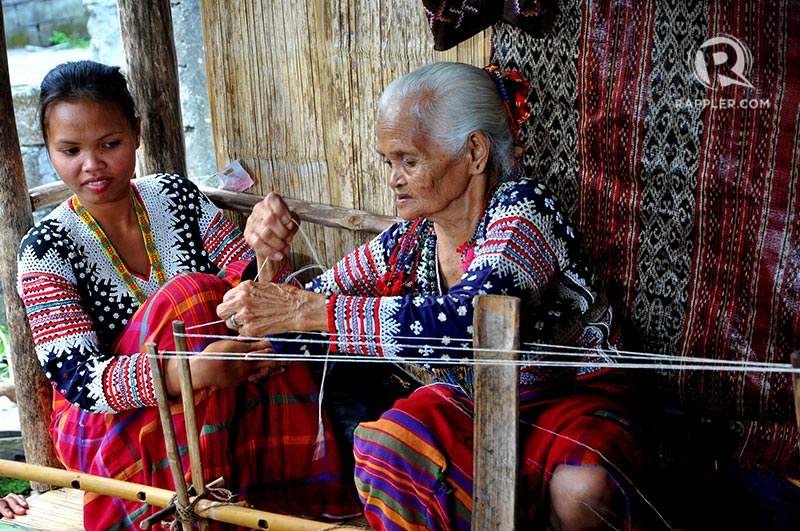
[
  {"left": 244, "top": 192, "right": 299, "bottom": 280},
  {"left": 217, "top": 280, "right": 328, "bottom": 337},
  {"left": 0, "top": 493, "right": 28, "bottom": 519},
  {"left": 165, "top": 339, "right": 289, "bottom": 396}
]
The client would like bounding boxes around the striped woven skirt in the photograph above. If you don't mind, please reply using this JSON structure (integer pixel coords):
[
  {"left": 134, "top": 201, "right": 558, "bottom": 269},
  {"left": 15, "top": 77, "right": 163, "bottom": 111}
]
[
  {"left": 50, "top": 271, "right": 360, "bottom": 531},
  {"left": 353, "top": 373, "right": 644, "bottom": 531}
]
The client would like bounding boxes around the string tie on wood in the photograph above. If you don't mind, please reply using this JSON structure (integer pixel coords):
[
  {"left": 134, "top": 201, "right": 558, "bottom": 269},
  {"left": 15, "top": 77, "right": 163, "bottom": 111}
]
[{"left": 168, "top": 485, "right": 249, "bottom": 529}]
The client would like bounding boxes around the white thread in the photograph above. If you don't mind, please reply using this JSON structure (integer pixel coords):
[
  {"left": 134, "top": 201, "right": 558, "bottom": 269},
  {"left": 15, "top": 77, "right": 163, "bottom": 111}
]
[
  {"left": 292, "top": 219, "right": 326, "bottom": 273},
  {"left": 153, "top": 349, "right": 800, "bottom": 375},
  {"left": 165, "top": 331, "right": 800, "bottom": 374},
  {"left": 179, "top": 328, "right": 782, "bottom": 371},
  {"left": 187, "top": 319, "right": 225, "bottom": 330},
  {"left": 290, "top": 220, "right": 330, "bottom": 460},
  {"left": 286, "top": 263, "right": 327, "bottom": 284},
  {"left": 251, "top": 258, "right": 270, "bottom": 283},
  {"left": 312, "top": 345, "right": 331, "bottom": 462}
]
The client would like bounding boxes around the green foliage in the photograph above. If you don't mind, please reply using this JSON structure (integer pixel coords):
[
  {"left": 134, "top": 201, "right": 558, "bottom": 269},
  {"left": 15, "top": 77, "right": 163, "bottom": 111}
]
[
  {"left": 0, "top": 325, "right": 9, "bottom": 383},
  {"left": 0, "top": 477, "right": 30, "bottom": 498},
  {"left": 48, "top": 30, "right": 90, "bottom": 49},
  {"left": 7, "top": 33, "right": 31, "bottom": 48}
]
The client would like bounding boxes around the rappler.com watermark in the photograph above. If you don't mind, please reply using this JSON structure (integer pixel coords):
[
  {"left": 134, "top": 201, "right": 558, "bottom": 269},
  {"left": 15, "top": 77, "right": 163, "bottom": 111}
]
[{"left": 675, "top": 33, "right": 770, "bottom": 110}]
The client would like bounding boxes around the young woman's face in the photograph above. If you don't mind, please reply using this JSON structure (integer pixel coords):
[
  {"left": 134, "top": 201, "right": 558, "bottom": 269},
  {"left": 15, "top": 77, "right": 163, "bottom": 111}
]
[{"left": 45, "top": 98, "right": 140, "bottom": 208}]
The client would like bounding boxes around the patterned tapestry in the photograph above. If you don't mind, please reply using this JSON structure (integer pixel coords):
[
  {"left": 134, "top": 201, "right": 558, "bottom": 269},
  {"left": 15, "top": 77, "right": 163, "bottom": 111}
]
[{"left": 423, "top": 0, "right": 800, "bottom": 475}]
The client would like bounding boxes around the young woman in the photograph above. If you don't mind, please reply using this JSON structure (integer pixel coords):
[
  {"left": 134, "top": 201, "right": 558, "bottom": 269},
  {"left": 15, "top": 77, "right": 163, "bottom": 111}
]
[{"left": 17, "top": 61, "right": 358, "bottom": 530}]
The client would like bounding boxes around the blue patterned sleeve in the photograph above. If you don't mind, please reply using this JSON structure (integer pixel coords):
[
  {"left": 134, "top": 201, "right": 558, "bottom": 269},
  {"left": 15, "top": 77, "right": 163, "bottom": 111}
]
[{"left": 325, "top": 181, "right": 587, "bottom": 361}]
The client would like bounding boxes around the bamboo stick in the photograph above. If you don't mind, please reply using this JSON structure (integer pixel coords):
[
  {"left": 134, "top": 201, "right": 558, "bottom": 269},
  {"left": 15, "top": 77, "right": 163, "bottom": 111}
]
[
  {"left": 147, "top": 342, "right": 193, "bottom": 531},
  {"left": 472, "top": 294, "right": 521, "bottom": 531},
  {"left": 172, "top": 321, "right": 208, "bottom": 531},
  {"left": 0, "top": 458, "right": 367, "bottom": 530}
]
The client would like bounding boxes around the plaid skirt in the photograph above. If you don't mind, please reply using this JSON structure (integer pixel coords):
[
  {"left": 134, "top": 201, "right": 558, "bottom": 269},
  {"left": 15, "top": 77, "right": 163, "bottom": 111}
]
[
  {"left": 353, "top": 372, "right": 644, "bottom": 531},
  {"left": 51, "top": 271, "right": 359, "bottom": 531}
]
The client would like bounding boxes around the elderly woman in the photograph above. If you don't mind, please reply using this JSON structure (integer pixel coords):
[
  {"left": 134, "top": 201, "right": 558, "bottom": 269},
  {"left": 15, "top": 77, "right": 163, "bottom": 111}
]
[{"left": 218, "top": 62, "right": 642, "bottom": 531}]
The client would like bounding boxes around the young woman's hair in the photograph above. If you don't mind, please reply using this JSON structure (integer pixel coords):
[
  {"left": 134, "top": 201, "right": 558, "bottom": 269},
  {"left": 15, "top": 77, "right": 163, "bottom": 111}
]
[
  {"left": 38, "top": 60, "right": 138, "bottom": 144},
  {"left": 378, "top": 62, "right": 517, "bottom": 177}
]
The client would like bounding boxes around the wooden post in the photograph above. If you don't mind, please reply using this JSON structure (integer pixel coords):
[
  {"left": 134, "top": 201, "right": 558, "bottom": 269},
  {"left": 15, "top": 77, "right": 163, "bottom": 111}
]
[
  {"left": 172, "top": 320, "right": 209, "bottom": 531},
  {"left": 117, "top": 0, "right": 187, "bottom": 178},
  {"left": 0, "top": 458, "right": 363, "bottom": 530},
  {"left": 472, "top": 295, "right": 520, "bottom": 531},
  {"left": 146, "top": 343, "right": 193, "bottom": 531},
  {"left": 792, "top": 351, "right": 800, "bottom": 450},
  {"left": 0, "top": 10, "right": 63, "bottom": 490}
]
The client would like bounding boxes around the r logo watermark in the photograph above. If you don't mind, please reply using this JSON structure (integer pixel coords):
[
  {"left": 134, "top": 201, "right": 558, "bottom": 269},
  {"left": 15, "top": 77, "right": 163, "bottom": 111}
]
[
  {"left": 675, "top": 34, "right": 769, "bottom": 110},
  {"left": 689, "top": 34, "right": 753, "bottom": 90}
]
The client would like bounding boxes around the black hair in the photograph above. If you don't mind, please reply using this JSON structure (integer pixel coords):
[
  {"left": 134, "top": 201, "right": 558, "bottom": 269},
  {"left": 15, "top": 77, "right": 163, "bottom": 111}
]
[{"left": 38, "top": 60, "right": 138, "bottom": 144}]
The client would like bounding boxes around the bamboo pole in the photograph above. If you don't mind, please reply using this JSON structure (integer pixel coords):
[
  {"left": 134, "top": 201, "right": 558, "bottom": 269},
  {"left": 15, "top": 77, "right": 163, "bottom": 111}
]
[
  {"left": 472, "top": 295, "right": 520, "bottom": 531},
  {"left": 117, "top": 0, "right": 187, "bottom": 178},
  {"left": 0, "top": 9, "right": 63, "bottom": 491},
  {"left": 172, "top": 320, "right": 209, "bottom": 531},
  {"left": 0, "top": 458, "right": 367, "bottom": 530},
  {"left": 146, "top": 342, "right": 193, "bottom": 531}
]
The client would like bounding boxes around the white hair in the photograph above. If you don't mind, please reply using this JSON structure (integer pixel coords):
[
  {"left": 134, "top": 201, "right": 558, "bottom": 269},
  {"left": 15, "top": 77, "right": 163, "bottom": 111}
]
[{"left": 378, "top": 62, "right": 517, "bottom": 177}]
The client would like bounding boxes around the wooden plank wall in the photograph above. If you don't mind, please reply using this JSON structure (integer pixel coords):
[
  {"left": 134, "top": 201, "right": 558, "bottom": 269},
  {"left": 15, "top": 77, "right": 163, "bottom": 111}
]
[{"left": 198, "top": 0, "right": 490, "bottom": 266}]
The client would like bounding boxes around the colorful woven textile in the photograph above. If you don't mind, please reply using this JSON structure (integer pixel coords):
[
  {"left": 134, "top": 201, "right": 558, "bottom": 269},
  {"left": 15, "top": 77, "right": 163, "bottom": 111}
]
[
  {"left": 354, "top": 373, "right": 643, "bottom": 530},
  {"left": 51, "top": 272, "right": 359, "bottom": 531},
  {"left": 469, "top": 0, "right": 800, "bottom": 474}
]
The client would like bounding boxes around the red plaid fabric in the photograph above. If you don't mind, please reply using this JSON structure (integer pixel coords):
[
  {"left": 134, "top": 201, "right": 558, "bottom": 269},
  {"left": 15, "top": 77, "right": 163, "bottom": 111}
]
[{"left": 51, "top": 271, "right": 359, "bottom": 531}]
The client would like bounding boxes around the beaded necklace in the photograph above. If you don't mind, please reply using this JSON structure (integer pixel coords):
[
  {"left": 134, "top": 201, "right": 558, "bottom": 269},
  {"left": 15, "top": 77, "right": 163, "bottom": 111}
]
[{"left": 69, "top": 188, "right": 167, "bottom": 305}]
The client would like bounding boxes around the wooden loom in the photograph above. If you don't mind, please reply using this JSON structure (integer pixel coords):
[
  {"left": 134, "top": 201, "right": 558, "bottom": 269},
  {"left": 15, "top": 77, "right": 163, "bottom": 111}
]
[
  {"left": 14, "top": 183, "right": 800, "bottom": 531},
  {"left": 0, "top": 169, "right": 519, "bottom": 531},
  {"left": 0, "top": 288, "right": 521, "bottom": 531}
]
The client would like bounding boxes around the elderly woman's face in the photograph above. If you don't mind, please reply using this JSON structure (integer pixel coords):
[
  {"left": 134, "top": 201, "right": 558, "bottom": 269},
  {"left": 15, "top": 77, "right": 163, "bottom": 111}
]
[{"left": 376, "top": 106, "right": 474, "bottom": 223}]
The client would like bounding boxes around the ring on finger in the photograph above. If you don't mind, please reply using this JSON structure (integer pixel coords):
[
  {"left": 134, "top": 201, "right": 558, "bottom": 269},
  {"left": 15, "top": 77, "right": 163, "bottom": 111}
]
[{"left": 226, "top": 313, "right": 241, "bottom": 330}]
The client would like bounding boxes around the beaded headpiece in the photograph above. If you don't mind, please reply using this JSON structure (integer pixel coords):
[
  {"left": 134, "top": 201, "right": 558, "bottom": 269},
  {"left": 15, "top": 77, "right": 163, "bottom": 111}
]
[{"left": 483, "top": 65, "right": 532, "bottom": 153}]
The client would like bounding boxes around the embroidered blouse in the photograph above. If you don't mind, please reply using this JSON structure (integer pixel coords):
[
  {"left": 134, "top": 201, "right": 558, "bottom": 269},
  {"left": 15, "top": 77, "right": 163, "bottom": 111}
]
[
  {"left": 17, "top": 174, "right": 253, "bottom": 413},
  {"left": 297, "top": 169, "right": 618, "bottom": 394}
]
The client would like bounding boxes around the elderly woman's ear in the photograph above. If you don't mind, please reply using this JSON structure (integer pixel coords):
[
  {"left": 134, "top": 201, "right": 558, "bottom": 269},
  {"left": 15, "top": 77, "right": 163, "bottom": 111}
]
[{"left": 466, "top": 130, "right": 491, "bottom": 176}]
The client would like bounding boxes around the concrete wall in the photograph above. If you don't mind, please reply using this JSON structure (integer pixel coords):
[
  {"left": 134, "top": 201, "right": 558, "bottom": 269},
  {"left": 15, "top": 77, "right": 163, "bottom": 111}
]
[
  {"left": 9, "top": 0, "right": 215, "bottom": 188},
  {"left": 3, "top": 0, "right": 88, "bottom": 48},
  {"left": 172, "top": 0, "right": 216, "bottom": 185}
]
